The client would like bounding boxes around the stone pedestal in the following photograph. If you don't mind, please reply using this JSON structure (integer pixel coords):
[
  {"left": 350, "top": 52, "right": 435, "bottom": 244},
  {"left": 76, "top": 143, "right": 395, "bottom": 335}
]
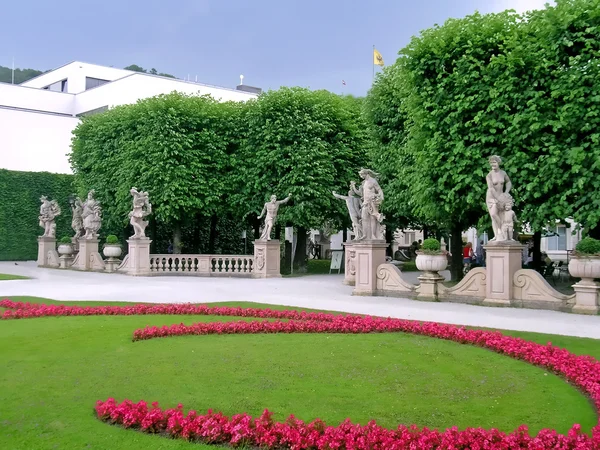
[
  {"left": 343, "top": 241, "right": 356, "bottom": 286},
  {"left": 71, "top": 238, "right": 105, "bottom": 271},
  {"left": 352, "top": 240, "right": 388, "bottom": 296},
  {"left": 572, "top": 281, "right": 600, "bottom": 315},
  {"left": 482, "top": 242, "right": 524, "bottom": 306},
  {"left": 253, "top": 240, "right": 281, "bottom": 278},
  {"left": 119, "top": 238, "right": 152, "bottom": 276},
  {"left": 59, "top": 255, "right": 73, "bottom": 269},
  {"left": 417, "top": 273, "right": 445, "bottom": 300},
  {"left": 37, "top": 237, "right": 59, "bottom": 268},
  {"left": 71, "top": 236, "right": 80, "bottom": 254}
]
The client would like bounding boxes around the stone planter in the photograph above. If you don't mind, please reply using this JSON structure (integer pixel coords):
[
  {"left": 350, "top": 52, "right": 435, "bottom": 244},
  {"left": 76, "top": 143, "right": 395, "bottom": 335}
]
[
  {"left": 569, "top": 255, "right": 600, "bottom": 315},
  {"left": 103, "top": 244, "right": 122, "bottom": 259},
  {"left": 57, "top": 244, "right": 74, "bottom": 256},
  {"left": 568, "top": 256, "right": 600, "bottom": 283},
  {"left": 415, "top": 253, "right": 448, "bottom": 273}
]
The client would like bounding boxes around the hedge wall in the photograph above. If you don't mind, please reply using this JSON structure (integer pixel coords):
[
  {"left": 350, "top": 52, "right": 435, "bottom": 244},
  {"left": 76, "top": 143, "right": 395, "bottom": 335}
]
[{"left": 0, "top": 170, "right": 75, "bottom": 261}]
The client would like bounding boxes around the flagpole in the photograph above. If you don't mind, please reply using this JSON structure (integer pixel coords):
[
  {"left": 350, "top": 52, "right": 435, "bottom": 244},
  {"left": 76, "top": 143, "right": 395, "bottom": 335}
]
[
  {"left": 12, "top": 57, "right": 15, "bottom": 85},
  {"left": 372, "top": 45, "right": 375, "bottom": 81}
]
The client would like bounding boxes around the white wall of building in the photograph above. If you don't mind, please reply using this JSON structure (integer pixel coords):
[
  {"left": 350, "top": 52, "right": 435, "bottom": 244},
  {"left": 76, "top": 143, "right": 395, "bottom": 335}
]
[
  {"left": 20, "top": 62, "right": 131, "bottom": 94},
  {"left": 0, "top": 83, "right": 75, "bottom": 115},
  {"left": 74, "top": 73, "right": 256, "bottom": 115},
  {"left": 0, "top": 108, "right": 78, "bottom": 173}
]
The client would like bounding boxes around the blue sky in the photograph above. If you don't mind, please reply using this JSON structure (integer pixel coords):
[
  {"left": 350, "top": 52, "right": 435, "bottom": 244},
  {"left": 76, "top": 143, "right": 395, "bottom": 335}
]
[{"left": 2, "top": 0, "right": 549, "bottom": 95}]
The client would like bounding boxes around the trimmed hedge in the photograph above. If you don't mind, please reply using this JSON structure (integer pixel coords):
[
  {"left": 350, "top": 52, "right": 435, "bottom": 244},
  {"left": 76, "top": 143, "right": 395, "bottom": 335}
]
[{"left": 0, "top": 170, "right": 75, "bottom": 261}]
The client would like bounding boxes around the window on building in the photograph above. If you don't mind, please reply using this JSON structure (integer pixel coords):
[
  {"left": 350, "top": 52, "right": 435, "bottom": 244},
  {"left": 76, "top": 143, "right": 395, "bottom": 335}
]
[
  {"left": 76, "top": 106, "right": 109, "bottom": 117},
  {"left": 404, "top": 232, "right": 416, "bottom": 246},
  {"left": 547, "top": 225, "right": 567, "bottom": 251},
  {"left": 85, "top": 77, "right": 109, "bottom": 90},
  {"left": 42, "top": 79, "right": 68, "bottom": 92}
]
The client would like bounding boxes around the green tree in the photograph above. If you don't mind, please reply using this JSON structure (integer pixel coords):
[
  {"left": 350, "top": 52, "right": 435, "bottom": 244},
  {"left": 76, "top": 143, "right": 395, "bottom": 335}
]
[
  {"left": 0, "top": 65, "right": 45, "bottom": 84},
  {"left": 234, "top": 87, "right": 368, "bottom": 271},
  {"left": 124, "top": 64, "right": 176, "bottom": 79},
  {"left": 70, "top": 93, "right": 239, "bottom": 253}
]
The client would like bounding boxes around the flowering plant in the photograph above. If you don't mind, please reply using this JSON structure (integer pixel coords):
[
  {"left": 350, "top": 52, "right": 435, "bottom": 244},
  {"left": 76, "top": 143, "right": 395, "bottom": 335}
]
[{"left": 2, "top": 299, "right": 600, "bottom": 449}]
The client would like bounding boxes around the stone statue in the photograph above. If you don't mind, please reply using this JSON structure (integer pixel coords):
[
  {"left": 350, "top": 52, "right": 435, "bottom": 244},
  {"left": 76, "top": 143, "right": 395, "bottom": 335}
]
[
  {"left": 70, "top": 196, "right": 85, "bottom": 239},
  {"left": 39, "top": 196, "right": 61, "bottom": 238},
  {"left": 129, "top": 187, "right": 152, "bottom": 239},
  {"left": 332, "top": 185, "right": 362, "bottom": 240},
  {"left": 486, "top": 155, "right": 516, "bottom": 242},
  {"left": 258, "top": 193, "right": 292, "bottom": 241},
  {"left": 81, "top": 190, "right": 102, "bottom": 239},
  {"left": 350, "top": 169, "right": 385, "bottom": 240}
]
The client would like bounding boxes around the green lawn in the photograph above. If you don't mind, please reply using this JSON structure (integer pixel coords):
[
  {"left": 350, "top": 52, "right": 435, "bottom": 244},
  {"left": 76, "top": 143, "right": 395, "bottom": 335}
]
[
  {"left": 0, "top": 297, "right": 598, "bottom": 450},
  {"left": 0, "top": 273, "right": 29, "bottom": 280}
]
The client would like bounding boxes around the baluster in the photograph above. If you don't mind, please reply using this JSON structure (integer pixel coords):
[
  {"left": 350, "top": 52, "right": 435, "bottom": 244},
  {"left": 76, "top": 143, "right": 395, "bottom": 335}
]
[
  {"left": 193, "top": 257, "right": 198, "bottom": 272},
  {"left": 225, "top": 258, "right": 231, "bottom": 273}
]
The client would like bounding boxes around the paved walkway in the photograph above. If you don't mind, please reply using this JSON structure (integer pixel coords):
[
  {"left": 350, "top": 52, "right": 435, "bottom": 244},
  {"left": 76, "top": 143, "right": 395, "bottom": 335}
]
[{"left": 1, "top": 261, "right": 599, "bottom": 339}]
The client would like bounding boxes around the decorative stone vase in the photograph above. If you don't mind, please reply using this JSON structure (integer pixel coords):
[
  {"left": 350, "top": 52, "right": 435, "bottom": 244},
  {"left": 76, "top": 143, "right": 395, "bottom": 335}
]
[
  {"left": 415, "top": 253, "right": 448, "bottom": 273},
  {"left": 568, "top": 256, "right": 600, "bottom": 284},
  {"left": 103, "top": 244, "right": 122, "bottom": 259},
  {"left": 57, "top": 243, "right": 74, "bottom": 256}
]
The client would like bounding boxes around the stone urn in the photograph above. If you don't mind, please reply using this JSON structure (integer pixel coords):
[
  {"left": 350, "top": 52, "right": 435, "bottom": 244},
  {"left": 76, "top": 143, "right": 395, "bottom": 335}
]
[
  {"left": 103, "top": 244, "right": 122, "bottom": 259},
  {"left": 568, "top": 256, "right": 600, "bottom": 284},
  {"left": 415, "top": 253, "right": 448, "bottom": 273},
  {"left": 57, "top": 243, "right": 74, "bottom": 256}
]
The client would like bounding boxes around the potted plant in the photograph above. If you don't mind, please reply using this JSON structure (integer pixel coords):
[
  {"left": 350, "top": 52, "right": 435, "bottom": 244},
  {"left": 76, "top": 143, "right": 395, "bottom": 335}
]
[
  {"left": 103, "top": 235, "right": 122, "bottom": 259},
  {"left": 568, "top": 237, "right": 600, "bottom": 283},
  {"left": 415, "top": 238, "right": 448, "bottom": 273},
  {"left": 57, "top": 236, "right": 74, "bottom": 256}
]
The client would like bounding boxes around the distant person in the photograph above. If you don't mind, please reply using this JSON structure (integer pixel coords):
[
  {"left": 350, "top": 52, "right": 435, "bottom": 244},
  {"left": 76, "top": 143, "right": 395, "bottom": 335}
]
[
  {"left": 476, "top": 240, "right": 484, "bottom": 266},
  {"left": 463, "top": 242, "right": 474, "bottom": 270}
]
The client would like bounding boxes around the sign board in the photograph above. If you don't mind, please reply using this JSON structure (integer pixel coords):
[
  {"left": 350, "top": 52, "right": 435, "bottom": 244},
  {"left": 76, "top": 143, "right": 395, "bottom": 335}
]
[{"left": 329, "top": 250, "right": 344, "bottom": 274}]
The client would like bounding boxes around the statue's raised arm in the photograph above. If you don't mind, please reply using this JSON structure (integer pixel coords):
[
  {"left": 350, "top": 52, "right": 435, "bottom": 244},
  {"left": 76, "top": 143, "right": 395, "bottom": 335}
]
[{"left": 277, "top": 193, "right": 292, "bottom": 205}]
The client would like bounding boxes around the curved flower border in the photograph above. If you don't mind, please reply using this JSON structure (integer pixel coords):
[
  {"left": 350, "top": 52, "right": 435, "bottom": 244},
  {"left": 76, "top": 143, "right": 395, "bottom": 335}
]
[{"left": 2, "top": 299, "right": 600, "bottom": 449}]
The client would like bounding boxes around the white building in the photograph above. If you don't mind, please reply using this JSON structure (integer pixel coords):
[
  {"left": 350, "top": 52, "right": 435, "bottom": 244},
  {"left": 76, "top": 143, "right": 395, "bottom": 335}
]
[{"left": 0, "top": 61, "right": 259, "bottom": 174}]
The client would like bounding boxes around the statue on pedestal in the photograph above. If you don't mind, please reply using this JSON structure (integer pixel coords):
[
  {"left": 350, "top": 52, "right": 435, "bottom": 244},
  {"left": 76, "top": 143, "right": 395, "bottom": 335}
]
[
  {"left": 69, "top": 196, "right": 85, "bottom": 239},
  {"left": 129, "top": 188, "right": 152, "bottom": 239},
  {"left": 39, "top": 196, "right": 61, "bottom": 238},
  {"left": 332, "top": 185, "right": 362, "bottom": 240},
  {"left": 258, "top": 193, "right": 292, "bottom": 241},
  {"left": 81, "top": 190, "right": 102, "bottom": 239},
  {"left": 350, "top": 169, "right": 385, "bottom": 240},
  {"left": 486, "top": 155, "right": 516, "bottom": 242}
]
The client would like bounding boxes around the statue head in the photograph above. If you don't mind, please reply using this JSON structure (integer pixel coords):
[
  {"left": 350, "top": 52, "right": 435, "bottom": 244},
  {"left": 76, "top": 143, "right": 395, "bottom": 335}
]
[
  {"left": 359, "top": 168, "right": 379, "bottom": 179},
  {"left": 87, "top": 190, "right": 95, "bottom": 200},
  {"left": 488, "top": 155, "right": 502, "bottom": 170},
  {"left": 40, "top": 195, "right": 48, "bottom": 203},
  {"left": 270, "top": 195, "right": 277, "bottom": 202}
]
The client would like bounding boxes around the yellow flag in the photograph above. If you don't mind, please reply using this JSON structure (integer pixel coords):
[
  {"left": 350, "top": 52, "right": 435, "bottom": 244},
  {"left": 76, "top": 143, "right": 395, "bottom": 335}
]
[{"left": 373, "top": 48, "right": 384, "bottom": 67}]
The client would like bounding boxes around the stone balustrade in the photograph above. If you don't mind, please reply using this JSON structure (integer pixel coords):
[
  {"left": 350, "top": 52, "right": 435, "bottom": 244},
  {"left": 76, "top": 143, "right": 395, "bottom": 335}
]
[{"left": 149, "top": 254, "right": 254, "bottom": 277}]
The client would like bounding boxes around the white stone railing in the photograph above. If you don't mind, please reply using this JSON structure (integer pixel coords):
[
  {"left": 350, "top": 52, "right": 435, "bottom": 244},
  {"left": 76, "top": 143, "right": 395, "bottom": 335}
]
[{"left": 149, "top": 254, "right": 254, "bottom": 277}]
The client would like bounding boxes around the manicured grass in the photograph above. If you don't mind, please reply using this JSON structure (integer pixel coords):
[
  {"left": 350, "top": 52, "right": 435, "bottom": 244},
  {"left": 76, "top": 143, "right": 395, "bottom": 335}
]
[
  {"left": 0, "top": 273, "right": 29, "bottom": 280},
  {"left": 0, "top": 298, "right": 598, "bottom": 449}
]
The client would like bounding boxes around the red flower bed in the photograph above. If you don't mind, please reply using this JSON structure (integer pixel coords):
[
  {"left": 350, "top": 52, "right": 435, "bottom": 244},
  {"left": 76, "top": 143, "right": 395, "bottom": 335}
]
[{"left": 3, "top": 299, "right": 600, "bottom": 449}]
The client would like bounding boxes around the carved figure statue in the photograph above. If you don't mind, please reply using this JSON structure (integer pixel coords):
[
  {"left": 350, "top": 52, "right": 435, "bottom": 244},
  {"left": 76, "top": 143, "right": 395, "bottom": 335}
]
[
  {"left": 81, "top": 190, "right": 102, "bottom": 239},
  {"left": 502, "top": 201, "right": 517, "bottom": 241},
  {"left": 332, "top": 186, "right": 363, "bottom": 240},
  {"left": 39, "top": 196, "right": 61, "bottom": 238},
  {"left": 258, "top": 193, "right": 292, "bottom": 241},
  {"left": 350, "top": 169, "right": 385, "bottom": 240},
  {"left": 486, "top": 155, "right": 516, "bottom": 242},
  {"left": 70, "top": 196, "right": 85, "bottom": 239},
  {"left": 129, "top": 187, "right": 152, "bottom": 239}
]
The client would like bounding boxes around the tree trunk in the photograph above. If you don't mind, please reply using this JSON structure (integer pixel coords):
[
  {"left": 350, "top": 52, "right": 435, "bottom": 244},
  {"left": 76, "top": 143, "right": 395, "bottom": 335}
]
[
  {"left": 450, "top": 223, "right": 463, "bottom": 282},
  {"left": 342, "top": 228, "right": 348, "bottom": 243},
  {"left": 423, "top": 226, "right": 429, "bottom": 240},
  {"left": 293, "top": 226, "right": 308, "bottom": 273},
  {"left": 173, "top": 222, "right": 182, "bottom": 254},
  {"left": 253, "top": 215, "right": 260, "bottom": 240},
  {"left": 533, "top": 231, "right": 542, "bottom": 272},
  {"left": 208, "top": 215, "right": 218, "bottom": 254},
  {"left": 588, "top": 224, "right": 600, "bottom": 240},
  {"left": 385, "top": 225, "right": 393, "bottom": 257},
  {"left": 275, "top": 224, "right": 281, "bottom": 241},
  {"left": 149, "top": 216, "right": 157, "bottom": 253},
  {"left": 192, "top": 214, "right": 201, "bottom": 254}
]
